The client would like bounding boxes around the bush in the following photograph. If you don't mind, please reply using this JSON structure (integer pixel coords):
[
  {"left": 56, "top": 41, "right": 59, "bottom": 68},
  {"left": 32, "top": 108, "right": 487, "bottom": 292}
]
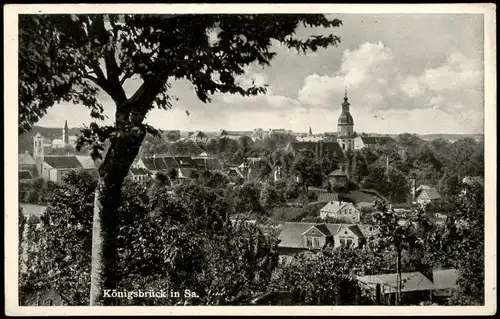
[{"left": 19, "top": 171, "right": 280, "bottom": 305}]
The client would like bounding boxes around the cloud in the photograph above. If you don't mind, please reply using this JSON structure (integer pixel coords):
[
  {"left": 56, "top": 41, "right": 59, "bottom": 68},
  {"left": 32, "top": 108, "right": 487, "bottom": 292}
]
[
  {"left": 297, "top": 42, "right": 483, "bottom": 119},
  {"left": 298, "top": 42, "right": 400, "bottom": 112},
  {"left": 36, "top": 15, "right": 484, "bottom": 136},
  {"left": 218, "top": 65, "right": 301, "bottom": 112}
]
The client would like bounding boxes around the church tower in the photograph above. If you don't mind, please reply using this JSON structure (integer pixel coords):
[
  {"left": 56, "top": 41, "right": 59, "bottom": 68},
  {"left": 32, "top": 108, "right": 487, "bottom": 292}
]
[
  {"left": 33, "top": 132, "right": 45, "bottom": 177},
  {"left": 63, "top": 120, "right": 69, "bottom": 145},
  {"left": 337, "top": 89, "right": 354, "bottom": 151}
]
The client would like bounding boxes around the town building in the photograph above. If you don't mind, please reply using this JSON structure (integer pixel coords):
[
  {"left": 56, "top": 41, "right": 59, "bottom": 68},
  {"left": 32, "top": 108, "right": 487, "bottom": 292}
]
[
  {"left": 337, "top": 89, "right": 356, "bottom": 152},
  {"left": 296, "top": 127, "right": 325, "bottom": 142},
  {"left": 19, "top": 151, "right": 38, "bottom": 179},
  {"left": 127, "top": 168, "right": 152, "bottom": 182},
  {"left": 415, "top": 186, "right": 442, "bottom": 206},
  {"left": 353, "top": 135, "right": 395, "bottom": 150},
  {"left": 32, "top": 132, "right": 97, "bottom": 183},
  {"left": 35, "top": 156, "right": 84, "bottom": 183},
  {"left": 277, "top": 222, "right": 375, "bottom": 262},
  {"left": 135, "top": 155, "right": 224, "bottom": 181},
  {"left": 319, "top": 200, "right": 361, "bottom": 223}
]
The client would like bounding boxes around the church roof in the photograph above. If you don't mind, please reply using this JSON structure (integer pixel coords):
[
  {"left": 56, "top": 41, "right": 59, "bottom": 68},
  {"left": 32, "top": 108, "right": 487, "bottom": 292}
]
[{"left": 338, "top": 112, "right": 354, "bottom": 125}]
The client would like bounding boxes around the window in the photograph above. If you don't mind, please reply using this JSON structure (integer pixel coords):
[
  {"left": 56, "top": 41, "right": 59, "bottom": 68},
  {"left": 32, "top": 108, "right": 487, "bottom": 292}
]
[
  {"left": 347, "top": 239, "right": 353, "bottom": 246},
  {"left": 314, "top": 237, "right": 321, "bottom": 248},
  {"left": 340, "top": 239, "right": 346, "bottom": 246},
  {"left": 342, "top": 143, "right": 345, "bottom": 150}
]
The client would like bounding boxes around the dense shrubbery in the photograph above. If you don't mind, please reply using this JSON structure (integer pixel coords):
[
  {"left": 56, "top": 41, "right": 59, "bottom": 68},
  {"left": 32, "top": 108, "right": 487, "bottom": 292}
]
[{"left": 19, "top": 171, "right": 280, "bottom": 305}]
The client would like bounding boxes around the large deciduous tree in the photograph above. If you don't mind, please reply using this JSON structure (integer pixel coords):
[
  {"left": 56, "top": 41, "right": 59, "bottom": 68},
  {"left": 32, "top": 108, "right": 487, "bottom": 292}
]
[{"left": 19, "top": 14, "right": 342, "bottom": 305}]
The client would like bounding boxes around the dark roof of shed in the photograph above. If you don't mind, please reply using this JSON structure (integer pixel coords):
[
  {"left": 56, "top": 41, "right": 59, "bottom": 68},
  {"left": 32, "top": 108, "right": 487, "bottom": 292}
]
[{"left": 357, "top": 272, "right": 435, "bottom": 293}]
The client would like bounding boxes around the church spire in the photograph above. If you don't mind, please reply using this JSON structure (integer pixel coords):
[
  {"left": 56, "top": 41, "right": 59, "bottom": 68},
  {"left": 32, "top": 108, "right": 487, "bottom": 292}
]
[
  {"left": 63, "top": 120, "right": 69, "bottom": 144},
  {"left": 308, "top": 126, "right": 312, "bottom": 136}
]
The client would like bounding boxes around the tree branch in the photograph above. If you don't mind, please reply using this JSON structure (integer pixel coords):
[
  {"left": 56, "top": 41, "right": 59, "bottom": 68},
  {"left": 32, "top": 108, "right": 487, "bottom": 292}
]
[{"left": 119, "top": 70, "right": 135, "bottom": 85}]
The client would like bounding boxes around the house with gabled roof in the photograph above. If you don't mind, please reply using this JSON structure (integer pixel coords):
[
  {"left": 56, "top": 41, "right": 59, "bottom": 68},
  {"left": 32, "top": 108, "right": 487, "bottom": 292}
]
[
  {"left": 319, "top": 200, "right": 361, "bottom": 223},
  {"left": 354, "top": 135, "right": 395, "bottom": 150},
  {"left": 277, "top": 222, "right": 368, "bottom": 259},
  {"left": 38, "top": 155, "right": 83, "bottom": 183},
  {"left": 415, "top": 187, "right": 442, "bottom": 206},
  {"left": 127, "top": 167, "right": 152, "bottom": 182},
  {"left": 136, "top": 156, "right": 179, "bottom": 176},
  {"left": 189, "top": 130, "right": 209, "bottom": 142}
]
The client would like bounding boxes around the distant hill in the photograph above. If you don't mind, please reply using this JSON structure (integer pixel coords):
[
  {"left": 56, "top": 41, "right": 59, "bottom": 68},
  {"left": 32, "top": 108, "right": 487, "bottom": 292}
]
[
  {"left": 19, "top": 126, "right": 83, "bottom": 154},
  {"left": 362, "top": 133, "right": 484, "bottom": 142},
  {"left": 417, "top": 134, "right": 484, "bottom": 142}
]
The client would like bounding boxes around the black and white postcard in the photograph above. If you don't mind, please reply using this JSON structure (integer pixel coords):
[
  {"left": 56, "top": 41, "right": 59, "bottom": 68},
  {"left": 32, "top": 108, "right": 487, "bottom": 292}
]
[{"left": 4, "top": 3, "right": 496, "bottom": 316}]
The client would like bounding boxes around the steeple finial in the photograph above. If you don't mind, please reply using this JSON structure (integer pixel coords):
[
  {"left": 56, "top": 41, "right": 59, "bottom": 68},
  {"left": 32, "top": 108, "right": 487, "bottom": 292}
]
[
  {"left": 344, "top": 87, "right": 348, "bottom": 99},
  {"left": 64, "top": 120, "right": 68, "bottom": 131}
]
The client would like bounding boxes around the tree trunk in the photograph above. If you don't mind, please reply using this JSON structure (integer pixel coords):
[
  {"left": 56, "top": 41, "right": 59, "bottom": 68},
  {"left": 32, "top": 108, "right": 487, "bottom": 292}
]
[
  {"left": 89, "top": 129, "right": 145, "bottom": 306},
  {"left": 396, "top": 250, "right": 402, "bottom": 306}
]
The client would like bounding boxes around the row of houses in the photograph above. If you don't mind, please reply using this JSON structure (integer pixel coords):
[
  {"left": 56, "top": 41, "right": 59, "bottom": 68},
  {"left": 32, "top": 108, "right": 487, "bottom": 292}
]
[
  {"left": 19, "top": 151, "right": 97, "bottom": 183},
  {"left": 132, "top": 155, "right": 224, "bottom": 181},
  {"left": 273, "top": 220, "right": 459, "bottom": 305}
]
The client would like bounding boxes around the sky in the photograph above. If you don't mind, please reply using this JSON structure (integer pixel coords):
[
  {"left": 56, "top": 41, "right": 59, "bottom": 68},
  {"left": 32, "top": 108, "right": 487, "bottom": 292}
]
[{"left": 36, "top": 13, "right": 485, "bottom": 135}]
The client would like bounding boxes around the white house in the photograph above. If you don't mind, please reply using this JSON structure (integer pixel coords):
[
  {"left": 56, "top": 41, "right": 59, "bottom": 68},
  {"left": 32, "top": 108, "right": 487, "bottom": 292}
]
[
  {"left": 319, "top": 200, "right": 361, "bottom": 223},
  {"left": 415, "top": 187, "right": 442, "bottom": 206}
]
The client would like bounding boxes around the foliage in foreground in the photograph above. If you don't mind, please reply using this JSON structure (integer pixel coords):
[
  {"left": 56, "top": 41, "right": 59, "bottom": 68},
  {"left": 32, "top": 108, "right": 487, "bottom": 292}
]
[
  {"left": 19, "top": 171, "right": 484, "bottom": 306},
  {"left": 19, "top": 171, "right": 279, "bottom": 305}
]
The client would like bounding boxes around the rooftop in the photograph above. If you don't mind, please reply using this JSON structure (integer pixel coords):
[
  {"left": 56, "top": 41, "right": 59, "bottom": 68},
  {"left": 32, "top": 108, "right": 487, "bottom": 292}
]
[
  {"left": 43, "top": 156, "right": 83, "bottom": 169},
  {"left": 357, "top": 272, "right": 435, "bottom": 294}
]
